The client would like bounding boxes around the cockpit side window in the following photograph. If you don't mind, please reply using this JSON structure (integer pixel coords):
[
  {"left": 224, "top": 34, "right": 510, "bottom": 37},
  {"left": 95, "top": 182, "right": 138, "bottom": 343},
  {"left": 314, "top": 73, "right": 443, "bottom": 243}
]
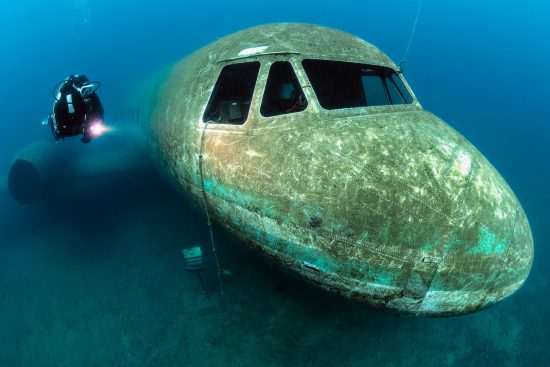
[
  {"left": 203, "top": 62, "right": 260, "bottom": 124},
  {"left": 301, "top": 59, "right": 413, "bottom": 110},
  {"left": 260, "top": 61, "right": 307, "bottom": 117}
]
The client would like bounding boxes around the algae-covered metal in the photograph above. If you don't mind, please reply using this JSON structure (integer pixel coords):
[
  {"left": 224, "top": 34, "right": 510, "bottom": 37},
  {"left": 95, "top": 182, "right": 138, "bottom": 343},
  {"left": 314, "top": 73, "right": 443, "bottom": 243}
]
[{"left": 136, "top": 23, "right": 533, "bottom": 316}]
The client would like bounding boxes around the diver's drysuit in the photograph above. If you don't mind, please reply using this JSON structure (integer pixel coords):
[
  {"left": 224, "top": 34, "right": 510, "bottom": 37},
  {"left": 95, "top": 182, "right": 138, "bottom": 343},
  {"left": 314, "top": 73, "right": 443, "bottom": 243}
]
[{"left": 48, "top": 74, "right": 103, "bottom": 143}]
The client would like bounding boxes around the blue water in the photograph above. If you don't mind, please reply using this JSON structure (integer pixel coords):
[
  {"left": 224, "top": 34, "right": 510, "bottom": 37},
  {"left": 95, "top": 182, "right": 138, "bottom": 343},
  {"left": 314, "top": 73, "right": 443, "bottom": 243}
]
[{"left": 1, "top": 1, "right": 548, "bottom": 366}]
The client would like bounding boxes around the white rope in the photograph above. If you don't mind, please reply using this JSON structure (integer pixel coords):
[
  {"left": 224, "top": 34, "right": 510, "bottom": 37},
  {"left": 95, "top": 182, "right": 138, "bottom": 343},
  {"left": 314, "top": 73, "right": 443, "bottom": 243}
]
[
  {"left": 402, "top": 0, "right": 424, "bottom": 64},
  {"left": 198, "top": 123, "right": 225, "bottom": 303}
]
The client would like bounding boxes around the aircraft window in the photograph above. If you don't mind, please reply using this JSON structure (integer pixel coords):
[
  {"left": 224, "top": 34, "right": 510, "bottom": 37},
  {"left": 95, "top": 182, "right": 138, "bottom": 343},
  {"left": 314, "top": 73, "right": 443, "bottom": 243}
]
[
  {"left": 203, "top": 62, "right": 260, "bottom": 124},
  {"left": 301, "top": 59, "right": 413, "bottom": 109},
  {"left": 260, "top": 61, "right": 308, "bottom": 117},
  {"left": 389, "top": 73, "right": 414, "bottom": 104}
]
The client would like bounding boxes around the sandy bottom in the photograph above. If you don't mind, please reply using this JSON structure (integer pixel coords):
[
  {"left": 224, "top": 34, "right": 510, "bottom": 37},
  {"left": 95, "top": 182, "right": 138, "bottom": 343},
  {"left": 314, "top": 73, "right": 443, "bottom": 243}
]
[{"left": 0, "top": 167, "right": 548, "bottom": 366}]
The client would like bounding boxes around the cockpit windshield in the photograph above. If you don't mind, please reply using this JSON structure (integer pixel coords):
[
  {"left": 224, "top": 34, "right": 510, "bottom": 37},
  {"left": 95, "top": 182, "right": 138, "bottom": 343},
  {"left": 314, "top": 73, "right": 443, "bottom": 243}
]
[
  {"left": 302, "top": 59, "right": 414, "bottom": 110},
  {"left": 261, "top": 61, "right": 307, "bottom": 117}
]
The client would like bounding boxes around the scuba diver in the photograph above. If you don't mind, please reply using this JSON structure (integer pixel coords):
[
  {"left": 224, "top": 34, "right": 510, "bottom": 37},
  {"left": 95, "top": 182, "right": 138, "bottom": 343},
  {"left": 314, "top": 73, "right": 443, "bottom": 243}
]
[{"left": 45, "top": 74, "right": 104, "bottom": 143}]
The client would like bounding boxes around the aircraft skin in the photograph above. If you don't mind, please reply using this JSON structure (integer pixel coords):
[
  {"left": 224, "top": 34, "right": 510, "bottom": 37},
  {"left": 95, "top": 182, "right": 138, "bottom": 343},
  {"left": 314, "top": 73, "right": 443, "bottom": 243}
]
[{"left": 133, "top": 23, "right": 533, "bottom": 316}]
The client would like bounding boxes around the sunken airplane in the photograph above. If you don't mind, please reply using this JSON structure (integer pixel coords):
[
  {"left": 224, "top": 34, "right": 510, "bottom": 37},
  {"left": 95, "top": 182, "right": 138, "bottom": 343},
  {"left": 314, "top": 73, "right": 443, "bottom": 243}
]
[{"left": 8, "top": 24, "right": 533, "bottom": 316}]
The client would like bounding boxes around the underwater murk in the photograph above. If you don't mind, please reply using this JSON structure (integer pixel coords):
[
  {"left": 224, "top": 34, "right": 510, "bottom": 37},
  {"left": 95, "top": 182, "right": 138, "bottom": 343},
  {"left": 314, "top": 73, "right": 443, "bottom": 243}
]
[{"left": 0, "top": 1, "right": 548, "bottom": 366}]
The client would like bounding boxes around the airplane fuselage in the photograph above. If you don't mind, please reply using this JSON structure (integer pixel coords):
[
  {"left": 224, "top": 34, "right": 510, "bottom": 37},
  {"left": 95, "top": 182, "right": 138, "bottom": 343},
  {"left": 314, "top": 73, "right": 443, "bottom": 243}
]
[{"left": 133, "top": 23, "right": 533, "bottom": 316}]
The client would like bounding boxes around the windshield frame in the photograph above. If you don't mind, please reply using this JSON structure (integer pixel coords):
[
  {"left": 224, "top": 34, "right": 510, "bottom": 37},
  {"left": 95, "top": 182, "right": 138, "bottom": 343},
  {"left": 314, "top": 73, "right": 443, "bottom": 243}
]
[{"left": 300, "top": 58, "right": 419, "bottom": 112}]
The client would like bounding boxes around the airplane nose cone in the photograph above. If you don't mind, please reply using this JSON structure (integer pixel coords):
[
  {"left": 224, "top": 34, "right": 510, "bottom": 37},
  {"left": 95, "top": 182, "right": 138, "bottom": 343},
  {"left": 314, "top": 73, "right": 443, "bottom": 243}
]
[
  {"left": 302, "top": 110, "right": 533, "bottom": 315},
  {"left": 416, "top": 126, "right": 534, "bottom": 315}
]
